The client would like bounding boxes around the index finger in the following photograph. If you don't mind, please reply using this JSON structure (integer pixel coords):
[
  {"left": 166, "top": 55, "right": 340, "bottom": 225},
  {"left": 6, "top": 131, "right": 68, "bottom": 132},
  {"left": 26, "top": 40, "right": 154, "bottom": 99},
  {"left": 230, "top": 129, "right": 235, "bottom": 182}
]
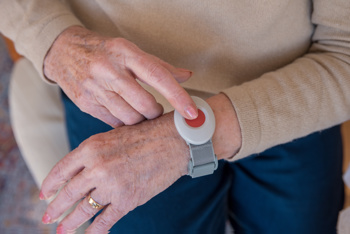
[{"left": 128, "top": 54, "right": 198, "bottom": 119}]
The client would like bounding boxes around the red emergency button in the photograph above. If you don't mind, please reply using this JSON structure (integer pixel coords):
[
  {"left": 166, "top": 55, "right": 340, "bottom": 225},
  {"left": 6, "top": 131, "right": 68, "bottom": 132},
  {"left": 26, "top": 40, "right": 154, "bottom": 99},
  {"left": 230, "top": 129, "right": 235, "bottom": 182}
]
[{"left": 185, "top": 109, "right": 206, "bottom": 128}]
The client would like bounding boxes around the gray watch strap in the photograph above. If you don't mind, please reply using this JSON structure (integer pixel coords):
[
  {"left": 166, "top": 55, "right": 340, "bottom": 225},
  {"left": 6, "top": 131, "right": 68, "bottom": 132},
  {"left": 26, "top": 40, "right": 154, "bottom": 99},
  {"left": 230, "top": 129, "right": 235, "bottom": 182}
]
[{"left": 188, "top": 139, "right": 218, "bottom": 178}]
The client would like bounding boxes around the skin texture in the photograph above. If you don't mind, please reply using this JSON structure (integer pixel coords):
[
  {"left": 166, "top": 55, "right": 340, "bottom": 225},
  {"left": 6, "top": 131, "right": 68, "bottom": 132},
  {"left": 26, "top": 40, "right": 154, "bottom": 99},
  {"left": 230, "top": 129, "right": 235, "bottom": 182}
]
[
  {"left": 40, "top": 93, "right": 241, "bottom": 233},
  {"left": 44, "top": 26, "right": 198, "bottom": 127},
  {"left": 40, "top": 26, "right": 242, "bottom": 233}
]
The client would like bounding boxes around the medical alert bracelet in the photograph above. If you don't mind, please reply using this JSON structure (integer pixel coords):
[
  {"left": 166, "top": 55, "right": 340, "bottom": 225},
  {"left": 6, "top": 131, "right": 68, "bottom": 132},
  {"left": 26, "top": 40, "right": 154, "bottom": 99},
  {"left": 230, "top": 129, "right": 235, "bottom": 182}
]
[{"left": 174, "top": 96, "right": 218, "bottom": 178}]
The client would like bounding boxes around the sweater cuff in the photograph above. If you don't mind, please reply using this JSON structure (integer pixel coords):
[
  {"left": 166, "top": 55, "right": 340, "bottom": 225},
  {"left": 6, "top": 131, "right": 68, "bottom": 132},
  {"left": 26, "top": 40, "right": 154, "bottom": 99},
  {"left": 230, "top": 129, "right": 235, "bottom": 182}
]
[
  {"left": 221, "top": 84, "right": 262, "bottom": 161},
  {"left": 22, "top": 14, "right": 83, "bottom": 84}
]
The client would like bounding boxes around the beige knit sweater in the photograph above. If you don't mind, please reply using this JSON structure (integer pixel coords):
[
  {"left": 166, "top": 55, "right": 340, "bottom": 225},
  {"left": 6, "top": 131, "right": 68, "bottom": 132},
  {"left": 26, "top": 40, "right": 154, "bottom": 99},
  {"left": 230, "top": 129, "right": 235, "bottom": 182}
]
[{"left": 1, "top": 0, "right": 349, "bottom": 160}]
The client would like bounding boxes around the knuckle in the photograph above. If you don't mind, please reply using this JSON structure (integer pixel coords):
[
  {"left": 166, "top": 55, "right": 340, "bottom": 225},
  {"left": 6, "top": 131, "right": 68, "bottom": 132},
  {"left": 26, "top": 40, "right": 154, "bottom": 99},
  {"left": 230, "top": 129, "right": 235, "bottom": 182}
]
[
  {"left": 78, "top": 202, "right": 96, "bottom": 218},
  {"left": 137, "top": 106, "right": 151, "bottom": 117},
  {"left": 135, "top": 96, "right": 154, "bottom": 112},
  {"left": 91, "top": 166, "right": 109, "bottom": 181},
  {"left": 62, "top": 185, "right": 75, "bottom": 202},
  {"left": 86, "top": 133, "right": 99, "bottom": 143},
  {"left": 122, "top": 118, "right": 135, "bottom": 126},
  {"left": 112, "top": 37, "right": 128, "bottom": 47},
  {"left": 112, "top": 85, "right": 124, "bottom": 98},
  {"left": 110, "top": 206, "right": 127, "bottom": 219},
  {"left": 122, "top": 114, "right": 143, "bottom": 125},
  {"left": 93, "top": 206, "right": 127, "bottom": 232},
  {"left": 146, "top": 62, "right": 166, "bottom": 82},
  {"left": 169, "top": 87, "right": 185, "bottom": 103},
  {"left": 117, "top": 205, "right": 128, "bottom": 216},
  {"left": 83, "top": 134, "right": 102, "bottom": 151},
  {"left": 52, "top": 162, "right": 66, "bottom": 183},
  {"left": 94, "top": 94, "right": 106, "bottom": 107},
  {"left": 138, "top": 106, "right": 158, "bottom": 120},
  {"left": 141, "top": 99, "right": 158, "bottom": 114},
  {"left": 111, "top": 118, "right": 124, "bottom": 127},
  {"left": 111, "top": 38, "right": 138, "bottom": 52},
  {"left": 91, "top": 60, "right": 117, "bottom": 79},
  {"left": 95, "top": 215, "right": 113, "bottom": 230}
]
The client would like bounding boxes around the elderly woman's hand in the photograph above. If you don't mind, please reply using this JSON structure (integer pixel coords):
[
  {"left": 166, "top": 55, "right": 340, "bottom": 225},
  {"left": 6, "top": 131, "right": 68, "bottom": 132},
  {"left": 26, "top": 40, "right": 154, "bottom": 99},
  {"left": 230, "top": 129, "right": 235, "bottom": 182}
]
[
  {"left": 39, "top": 112, "right": 190, "bottom": 233},
  {"left": 39, "top": 93, "right": 242, "bottom": 233},
  {"left": 44, "top": 26, "right": 198, "bottom": 128}
]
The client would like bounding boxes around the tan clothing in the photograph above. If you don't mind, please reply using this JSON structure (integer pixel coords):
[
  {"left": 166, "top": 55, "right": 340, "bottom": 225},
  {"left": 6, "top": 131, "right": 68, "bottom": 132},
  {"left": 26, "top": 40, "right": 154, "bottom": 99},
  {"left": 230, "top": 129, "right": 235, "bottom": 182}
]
[{"left": 1, "top": 0, "right": 349, "bottom": 160}]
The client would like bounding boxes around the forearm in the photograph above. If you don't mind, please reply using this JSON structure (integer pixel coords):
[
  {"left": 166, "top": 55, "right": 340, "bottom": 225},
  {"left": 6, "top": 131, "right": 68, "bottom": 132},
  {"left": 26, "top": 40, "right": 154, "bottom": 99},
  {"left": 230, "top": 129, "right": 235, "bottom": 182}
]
[{"left": 220, "top": 0, "right": 350, "bottom": 160}]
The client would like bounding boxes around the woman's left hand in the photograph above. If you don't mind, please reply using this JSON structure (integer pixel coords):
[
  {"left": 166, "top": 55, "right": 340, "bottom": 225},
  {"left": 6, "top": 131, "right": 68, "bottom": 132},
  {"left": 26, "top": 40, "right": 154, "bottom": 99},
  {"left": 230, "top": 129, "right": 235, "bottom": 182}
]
[{"left": 39, "top": 113, "right": 190, "bottom": 233}]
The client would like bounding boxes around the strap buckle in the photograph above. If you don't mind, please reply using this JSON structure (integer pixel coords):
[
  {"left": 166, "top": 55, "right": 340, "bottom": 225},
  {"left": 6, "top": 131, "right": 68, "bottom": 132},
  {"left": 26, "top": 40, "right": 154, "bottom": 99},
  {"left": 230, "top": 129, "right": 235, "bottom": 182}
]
[{"left": 188, "top": 140, "right": 218, "bottom": 178}]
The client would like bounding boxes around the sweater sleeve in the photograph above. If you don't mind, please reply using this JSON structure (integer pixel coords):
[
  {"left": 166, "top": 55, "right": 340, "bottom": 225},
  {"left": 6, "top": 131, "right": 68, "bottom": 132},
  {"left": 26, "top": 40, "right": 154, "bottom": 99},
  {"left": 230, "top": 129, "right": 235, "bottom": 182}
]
[
  {"left": 222, "top": 0, "right": 350, "bottom": 161},
  {"left": 0, "top": 1, "right": 83, "bottom": 79}
]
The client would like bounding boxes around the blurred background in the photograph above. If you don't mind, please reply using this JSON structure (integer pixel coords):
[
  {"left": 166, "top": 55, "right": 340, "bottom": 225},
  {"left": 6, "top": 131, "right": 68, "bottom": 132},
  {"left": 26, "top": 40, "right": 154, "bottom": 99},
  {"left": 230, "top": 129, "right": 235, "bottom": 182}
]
[{"left": 0, "top": 36, "right": 56, "bottom": 233}]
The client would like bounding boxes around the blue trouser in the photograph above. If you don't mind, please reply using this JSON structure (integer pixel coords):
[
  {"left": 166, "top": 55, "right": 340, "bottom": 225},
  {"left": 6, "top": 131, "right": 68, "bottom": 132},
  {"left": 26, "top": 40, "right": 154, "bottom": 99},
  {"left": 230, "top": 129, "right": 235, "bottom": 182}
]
[{"left": 62, "top": 91, "right": 343, "bottom": 234}]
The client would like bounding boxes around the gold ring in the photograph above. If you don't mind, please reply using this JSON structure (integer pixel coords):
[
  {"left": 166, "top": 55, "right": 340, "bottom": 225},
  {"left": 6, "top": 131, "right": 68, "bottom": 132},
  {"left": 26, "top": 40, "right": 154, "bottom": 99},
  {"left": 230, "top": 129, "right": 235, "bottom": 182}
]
[{"left": 88, "top": 194, "right": 104, "bottom": 210}]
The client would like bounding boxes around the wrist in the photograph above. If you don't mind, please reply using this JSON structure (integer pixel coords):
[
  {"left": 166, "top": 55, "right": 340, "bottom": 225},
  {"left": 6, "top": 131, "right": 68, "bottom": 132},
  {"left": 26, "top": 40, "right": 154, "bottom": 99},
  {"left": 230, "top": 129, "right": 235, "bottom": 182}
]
[
  {"left": 206, "top": 93, "right": 242, "bottom": 160},
  {"left": 147, "top": 112, "right": 191, "bottom": 177},
  {"left": 137, "top": 93, "right": 241, "bottom": 178},
  {"left": 158, "top": 93, "right": 242, "bottom": 176},
  {"left": 43, "top": 26, "right": 97, "bottom": 83},
  {"left": 174, "top": 96, "right": 218, "bottom": 178}
]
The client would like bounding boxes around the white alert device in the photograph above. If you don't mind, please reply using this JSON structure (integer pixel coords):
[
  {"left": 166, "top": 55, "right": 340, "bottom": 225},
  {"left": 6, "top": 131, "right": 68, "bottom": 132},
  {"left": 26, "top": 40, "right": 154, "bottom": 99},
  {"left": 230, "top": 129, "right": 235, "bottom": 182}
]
[{"left": 174, "top": 96, "right": 218, "bottom": 178}]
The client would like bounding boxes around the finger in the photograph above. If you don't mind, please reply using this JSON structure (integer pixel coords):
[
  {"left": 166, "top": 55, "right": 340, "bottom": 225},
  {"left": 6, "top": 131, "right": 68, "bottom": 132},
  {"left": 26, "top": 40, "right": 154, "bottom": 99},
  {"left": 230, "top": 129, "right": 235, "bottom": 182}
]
[
  {"left": 149, "top": 55, "right": 193, "bottom": 83},
  {"left": 95, "top": 89, "right": 147, "bottom": 125},
  {"left": 91, "top": 63, "right": 163, "bottom": 121},
  {"left": 83, "top": 104, "right": 124, "bottom": 128},
  {"left": 86, "top": 205, "right": 126, "bottom": 233},
  {"left": 56, "top": 191, "right": 106, "bottom": 233},
  {"left": 40, "top": 148, "right": 85, "bottom": 200},
  {"left": 128, "top": 54, "right": 198, "bottom": 119},
  {"left": 106, "top": 75, "right": 164, "bottom": 120},
  {"left": 42, "top": 170, "right": 93, "bottom": 224},
  {"left": 168, "top": 67, "right": 193, "bottom": 83}
]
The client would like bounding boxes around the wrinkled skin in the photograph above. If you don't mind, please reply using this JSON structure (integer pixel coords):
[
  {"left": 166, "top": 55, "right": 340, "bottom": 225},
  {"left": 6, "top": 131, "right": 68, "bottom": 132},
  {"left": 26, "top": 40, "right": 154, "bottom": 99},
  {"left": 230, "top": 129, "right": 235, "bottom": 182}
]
[
  {"left": 44, "top": 26, "right": 198, "bottom": 127},
  {"left": 40, "top": 94, "right": 242, "bottom": 233},
  {"left": 41, "top": 113, "right": 190, "bottom": 233}
]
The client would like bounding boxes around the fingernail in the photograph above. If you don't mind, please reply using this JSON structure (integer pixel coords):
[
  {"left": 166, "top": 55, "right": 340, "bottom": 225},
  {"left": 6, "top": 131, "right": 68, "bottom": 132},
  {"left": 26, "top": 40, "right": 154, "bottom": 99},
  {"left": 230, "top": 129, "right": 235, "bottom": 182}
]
[
  {"left": 177, "top": 68, "right": 191, "bottom": 73},
  {"left": 177, "top": 68, "right": 193, "bottom": 76},
  {"left": 42, "top": 213, "right": 51, "bottom": 224},
  {"left": 57, "top": 224, "right": 64, "bottom": 234},
  {"left": 39, "top": 191, "right": 45, "bottom": 200},
  {"left": 185, "top": 105, "right": 198, "bottom": 119}
]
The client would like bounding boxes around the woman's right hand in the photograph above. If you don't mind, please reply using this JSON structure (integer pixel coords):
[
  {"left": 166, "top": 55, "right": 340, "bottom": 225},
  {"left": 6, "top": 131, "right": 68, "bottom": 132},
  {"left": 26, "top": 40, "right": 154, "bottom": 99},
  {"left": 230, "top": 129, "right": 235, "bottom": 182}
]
[{"left": 44, "top": 26, "right": 198, "bottom": 127}]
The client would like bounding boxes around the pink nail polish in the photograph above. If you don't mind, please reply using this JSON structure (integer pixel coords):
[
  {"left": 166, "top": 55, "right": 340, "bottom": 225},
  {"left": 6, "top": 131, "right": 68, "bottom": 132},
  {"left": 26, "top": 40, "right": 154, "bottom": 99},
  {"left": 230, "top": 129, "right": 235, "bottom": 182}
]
[
  {"left": 177, "top": 68, "right": 192, "bottom": 73},
  {"left": 42, "top": 213, "right": 51, "bottom": 224},
  {"left": 186, "top": 71, "right": 193, "bottom": 78},
  {"left": 179, "top": 69, "right": 193, "bottom": 78},
  {"left": 39, "top": 191, "right": 45, "bottom": 200},
  {"left": 57, "top": 224, "right": 64, "bottom": 234},
  {"left": 185, "top": 105, "right": 198, "bottom": 119}
]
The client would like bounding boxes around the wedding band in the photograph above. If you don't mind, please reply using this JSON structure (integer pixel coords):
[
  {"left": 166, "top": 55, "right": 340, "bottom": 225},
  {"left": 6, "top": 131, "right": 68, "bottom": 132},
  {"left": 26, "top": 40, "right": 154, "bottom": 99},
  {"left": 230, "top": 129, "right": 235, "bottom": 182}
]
[{"left": 88, "top": 194, "right": 104, "bottom": 209}]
